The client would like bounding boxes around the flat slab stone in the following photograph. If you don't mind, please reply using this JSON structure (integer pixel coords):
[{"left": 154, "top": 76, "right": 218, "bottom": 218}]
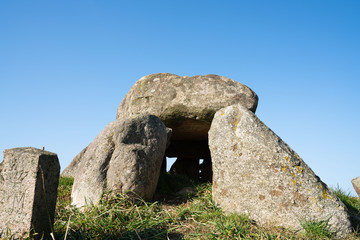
[
  {"left": 0, "top": 147, "right": 60, "bottom": 239},
  {"left": 117, "top": 73, "right": 258, "bottom": 140}
]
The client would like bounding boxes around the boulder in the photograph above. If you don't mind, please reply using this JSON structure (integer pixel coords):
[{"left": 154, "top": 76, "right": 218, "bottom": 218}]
[
  {"left": 61, "top": 146, "right": 88, "bottom": 178},
  {"left": 208, "top": 104, "right": 351, "bottom": 238},
  {"left": 71, "top": 115, "right": 169, "bottom": 207},
  {"left": 352, "top": 177, "right": 360, "bottom": 197},
  {"left": 116, "top": 73, "right": 258, "bottom": 140}
]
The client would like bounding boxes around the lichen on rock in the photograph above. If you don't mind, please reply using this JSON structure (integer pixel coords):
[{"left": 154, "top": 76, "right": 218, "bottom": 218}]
[
  {"left": 116, "top": 73, "right": 258, "bottom": 140},
  {"left": 209, "top": 104, "right": 351, "bottom": 238}
]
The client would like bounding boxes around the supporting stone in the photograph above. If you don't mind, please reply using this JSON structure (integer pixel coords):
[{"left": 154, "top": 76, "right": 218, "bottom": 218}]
[
  {"left": 71, "top": 115, "right": 169, "bottom": 207},
  {"left": 209, "top": 104, "right": 351, "bottom": 238},
  {"left": 0, "top": 147, "right": 60, "bottom": 239}
]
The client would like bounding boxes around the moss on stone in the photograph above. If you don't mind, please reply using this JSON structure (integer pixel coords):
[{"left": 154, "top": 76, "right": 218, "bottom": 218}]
[
  {"left": 198, "top": 108, "right": 217, "bottom": 122},
  {"left": 160, "top": 105, "right": 218, "bottom": 128},
  {"left": 161, "top": 104, "right": 189, "bottom": 127}
]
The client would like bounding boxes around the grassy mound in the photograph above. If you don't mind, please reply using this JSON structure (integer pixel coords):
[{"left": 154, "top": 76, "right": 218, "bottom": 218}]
[
  {"left": 52, "top": 174, "right": 360, "bottom": 239},
  {"left": 4, "top": 174, "right": 360, "bottom": 239}
]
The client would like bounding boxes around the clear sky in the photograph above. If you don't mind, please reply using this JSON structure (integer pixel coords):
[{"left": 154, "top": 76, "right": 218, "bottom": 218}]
[{"left": 1, "top": 1, "right": 359, "bottom": 195}]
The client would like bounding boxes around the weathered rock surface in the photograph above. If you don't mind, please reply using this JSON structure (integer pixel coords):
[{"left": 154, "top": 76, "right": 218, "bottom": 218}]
[
  {"left": 0, "top": 147, "right": 60, "bottom": 239},
  {"left": 352, "top": 177, "right": 360, "bottom": 197},
  {"left": 116, "top": 73, "right": 258, "bottom": 140},
  {"left": 71, "top": 115, "right": 169, "bottom": 207},
  {"left": 61, "top": 146, "right": 88, "bottom": 178},
  {"left": 208, "top": 104, "right": 351, "bottom": 238}
]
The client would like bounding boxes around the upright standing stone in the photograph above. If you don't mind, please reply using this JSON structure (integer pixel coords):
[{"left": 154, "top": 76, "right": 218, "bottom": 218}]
[
  {"left": 0, "top": 147, "right": 60, "bottom": 239},
  {"left": 71, "top": 114, "right": 169, "bottom": 207},
  {"left": 208, "top": 104, "right": 351, "bottom": 238}
]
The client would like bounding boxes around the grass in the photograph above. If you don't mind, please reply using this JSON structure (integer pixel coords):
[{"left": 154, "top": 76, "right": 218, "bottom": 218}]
[
  {"left": 300, "top": 218, "right": 335, "bottom": 239},
  {"left": 7, "top": 174, "right": 360, "bottom": 239}
]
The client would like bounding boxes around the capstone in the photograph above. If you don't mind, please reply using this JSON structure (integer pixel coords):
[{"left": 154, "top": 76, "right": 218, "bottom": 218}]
[
  {"left": 116, "top": 73, "right": 258, "bottom": 182},
  {"left": 116, "top": 73, "right": 258, "bottom": 141}
]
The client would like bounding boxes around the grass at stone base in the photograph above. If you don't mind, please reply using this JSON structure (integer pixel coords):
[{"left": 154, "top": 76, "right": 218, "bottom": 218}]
[{"left": 50, "top": 175, "right": 360, "bottom": 240}]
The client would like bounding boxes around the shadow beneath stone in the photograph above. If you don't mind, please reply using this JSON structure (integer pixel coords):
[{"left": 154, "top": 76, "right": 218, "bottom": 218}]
[
  {"left": 349, "top": 213, "right": 360, "bottom": 232},
  {"left": 165, "top": 140, "right": 213, "bottom": 183},
  {"left": 339, "top": 199, "right": 360, "bottom": 232},
  {"left": 154, "top": 173, "right": 202, "bottom": 205},
  {"left": 120, "top": 228, "right": 184, "bottom": 240},
  {"left": 55, "top": 227, "right": 184, "bottom": 240}
]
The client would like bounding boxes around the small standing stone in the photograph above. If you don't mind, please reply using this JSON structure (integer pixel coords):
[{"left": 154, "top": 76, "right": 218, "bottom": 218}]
[
  {"left": 0, "top": 147, "right": 60, "bottom": 239},
  {"left": 352, "top": 177, "right": 360, "bottom": 197}
]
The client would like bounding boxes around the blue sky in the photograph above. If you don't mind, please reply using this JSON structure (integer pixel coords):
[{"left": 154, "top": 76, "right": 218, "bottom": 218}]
[{"left": 1, "top": 1, "right": 359, "bottom": 195}]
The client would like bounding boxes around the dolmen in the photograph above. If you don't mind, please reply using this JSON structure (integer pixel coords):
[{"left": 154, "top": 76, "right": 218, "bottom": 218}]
[{"left": 63, "top": 73, "right": 351, "bottom": 238}]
